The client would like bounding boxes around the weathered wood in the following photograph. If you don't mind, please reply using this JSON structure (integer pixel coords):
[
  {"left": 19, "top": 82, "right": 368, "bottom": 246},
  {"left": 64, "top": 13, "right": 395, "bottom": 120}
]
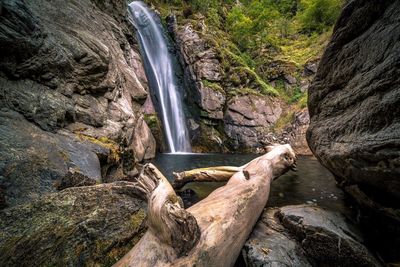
[
  {"left": 114, "top": 144, "right": 297, "bottom": 267},
  {"left": 172, "top": 166, "right": 241, "bottom": 189},
  {"left": 130, "top": 163, "right": 201, "bottom": 256}
]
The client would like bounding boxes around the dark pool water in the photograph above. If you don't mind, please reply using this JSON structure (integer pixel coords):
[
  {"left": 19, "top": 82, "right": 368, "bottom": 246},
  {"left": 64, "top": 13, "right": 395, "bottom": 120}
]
[{"left": 150, "top": 153, "right": 353, "bottom": 216}]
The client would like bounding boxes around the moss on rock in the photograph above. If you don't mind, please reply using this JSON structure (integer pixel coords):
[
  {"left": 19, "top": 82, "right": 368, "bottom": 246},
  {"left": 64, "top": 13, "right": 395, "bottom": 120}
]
[{"left": 0, "top": 182, "right": 147, "bottom": 266}]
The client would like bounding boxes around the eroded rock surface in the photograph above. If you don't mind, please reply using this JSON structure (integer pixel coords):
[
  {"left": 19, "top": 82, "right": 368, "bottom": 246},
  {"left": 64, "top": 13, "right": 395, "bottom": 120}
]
[
  {"left": 172, "top": 20, "right": 312, "bottom": 153},
  {"left": 243, "top": 205, "right": 381, "bottom": 267},
  {"left": 224, "top": 95, "right": 282, "bottom": 150},
  {"left": 0, "top": 182, "right": 147, "bottom": 267},
  {"left": 0, "top": 0, "right": 155, "bottom": 155},
  {"left": 0, "top": 0, "right": 156, "bottom": 206},
  {"left": 0, "top": 110, "right": 106, "bottom": 207},
  {"left": 306, "top": 0, "right": 400, "bottom": 260}
]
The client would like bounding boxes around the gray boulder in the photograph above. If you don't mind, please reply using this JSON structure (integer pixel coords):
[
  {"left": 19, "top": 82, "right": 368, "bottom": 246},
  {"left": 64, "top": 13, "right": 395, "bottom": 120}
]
[
  {"left": 0, "top": 182, "right": 147, "bottom": 267},
  {"left": 243, "top": 205, "right": 381, "bottom": 267},
  {"left": 0, "top": 109, "right": 107, "bottom": 207}
]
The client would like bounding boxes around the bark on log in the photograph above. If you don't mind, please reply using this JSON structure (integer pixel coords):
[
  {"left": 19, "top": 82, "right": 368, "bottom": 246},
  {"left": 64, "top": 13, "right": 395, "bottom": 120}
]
[
  {"left": 172, "top": 166, "right": 241, "bottom": 189},
  {"left": 114, "top": 144, "right": 297, "bottom": 267}
]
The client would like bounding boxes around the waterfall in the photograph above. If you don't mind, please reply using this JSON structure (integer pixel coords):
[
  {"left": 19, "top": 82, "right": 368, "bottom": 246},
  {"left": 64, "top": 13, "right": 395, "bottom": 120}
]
[{"left": 128, "top": 1, "right": 191, "bottom": 153}]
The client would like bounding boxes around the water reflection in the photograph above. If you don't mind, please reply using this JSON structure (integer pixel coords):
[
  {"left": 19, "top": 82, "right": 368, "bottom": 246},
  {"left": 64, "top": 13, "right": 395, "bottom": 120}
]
[{"left": 150, "top": 154, "right": 352, "bottom": 215}]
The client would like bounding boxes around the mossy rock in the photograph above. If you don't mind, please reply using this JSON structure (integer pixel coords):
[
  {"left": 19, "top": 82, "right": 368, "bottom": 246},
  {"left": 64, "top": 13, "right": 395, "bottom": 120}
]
[
  {"left": 202, "top": 80, "right": 225, "bottom": 94},
  {"left": 0, "top": 182, "right": 147, "bottom": 266},
  {"left": 143, "top": 114, "right": 164, "bottom": 152}
]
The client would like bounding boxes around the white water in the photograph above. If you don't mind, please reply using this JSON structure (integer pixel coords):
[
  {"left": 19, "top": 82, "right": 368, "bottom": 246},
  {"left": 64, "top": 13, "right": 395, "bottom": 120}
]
[{"left": 128, "top": 1, "right": 191, "bottom": 153}]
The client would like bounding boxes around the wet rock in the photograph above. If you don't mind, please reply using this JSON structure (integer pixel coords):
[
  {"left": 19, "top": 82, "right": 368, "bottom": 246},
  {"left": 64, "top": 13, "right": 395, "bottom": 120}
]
[
  {"left": 0, "top": 109, "right": 106, "bottom": 208},
  {"left": 0, "top": 182, "right": 147, "bottom": 266},
  {"left": 306, "top": 1, "right": 400, "bottom": 260},
  {"left": 243, "top": 205, "right": 381, "bottom": 267}
]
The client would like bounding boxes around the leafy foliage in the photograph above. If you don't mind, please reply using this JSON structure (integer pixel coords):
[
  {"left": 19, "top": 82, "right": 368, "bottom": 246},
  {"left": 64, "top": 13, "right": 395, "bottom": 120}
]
[
  {"left": 151, "top": 0, "right": 343, "bottom": 103},
  {"left": 298, "top": 0, "right": 344, "bottom": 33}
]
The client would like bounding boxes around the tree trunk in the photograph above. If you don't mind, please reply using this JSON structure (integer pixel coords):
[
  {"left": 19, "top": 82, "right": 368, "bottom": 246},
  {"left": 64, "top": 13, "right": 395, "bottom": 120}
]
[
  {"left": 172, "top": 166, "right": 241, "bottom": 189},
  {"left": 114, "top": 144, "right": 297, "bottom": 267}
]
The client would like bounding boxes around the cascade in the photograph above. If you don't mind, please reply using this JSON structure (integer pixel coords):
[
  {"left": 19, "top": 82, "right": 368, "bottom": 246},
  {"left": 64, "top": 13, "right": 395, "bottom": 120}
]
[{"left": 128, "top": 1, "right": 191, "bottom": 153}]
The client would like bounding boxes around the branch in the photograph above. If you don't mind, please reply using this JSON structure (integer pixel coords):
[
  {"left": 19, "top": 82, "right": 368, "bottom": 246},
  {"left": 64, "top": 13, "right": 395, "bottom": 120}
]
[
  {"left": 172, "top": 166, "right": 242, "bottom": 189},
  {"left": 134, "top": 163, "right": 200, "bottom": 256}
]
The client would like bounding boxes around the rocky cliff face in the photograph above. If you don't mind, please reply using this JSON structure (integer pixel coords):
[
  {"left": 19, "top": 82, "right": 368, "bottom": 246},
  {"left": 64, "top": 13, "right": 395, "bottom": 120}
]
[
  {"left": 307, "top": 0, "right": 400, "bottom": 261},
  {"left": 0, "top": 1, "right": 153, "bottom": 263},
  {"left": 172, "top": 21, "right": 313, "bottom": 153},
  {"left": 0, "top": 0, "right": 156, "bottom": 207}
]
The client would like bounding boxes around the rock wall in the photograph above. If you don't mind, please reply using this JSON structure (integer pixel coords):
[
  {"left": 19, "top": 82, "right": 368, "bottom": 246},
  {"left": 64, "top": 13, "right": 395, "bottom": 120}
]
[
  {"left": 0, "top": 0, "right": 156, "bottom": 207},
  {"left": 171, "top": 20, "right": 314, "bottom": 154},
  {"left": 307, "top": 0, "right": 400, "bottom": 261}
]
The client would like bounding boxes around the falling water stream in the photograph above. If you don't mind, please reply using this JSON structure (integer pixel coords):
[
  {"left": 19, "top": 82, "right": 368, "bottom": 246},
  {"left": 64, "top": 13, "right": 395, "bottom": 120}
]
[{"left": 128, "top": 1, "right": 191, "bottom": 153}]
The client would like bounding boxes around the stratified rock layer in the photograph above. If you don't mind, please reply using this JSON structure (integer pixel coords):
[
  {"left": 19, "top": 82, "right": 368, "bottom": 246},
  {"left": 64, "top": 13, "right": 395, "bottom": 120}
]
[
  {"left": 243, "top": 205, "right": 381, "bottom": 267},
  {"left": 0, "top": 0, "right": 156, "bottom": 206},
  {"left": 0, "top": 0, "right": 156, "bottom": 151},
  {"left": 307, "top": 0, "right": 400, "bottom": 261},
  {"left": 224, "top": 95, "right": 282, "bottom": 150},
  {"left": 0, "top": 182, "right": 147, "bottom": 267},
  {"left": 172, "top": 20, "right": 312, "bottom": 154}
]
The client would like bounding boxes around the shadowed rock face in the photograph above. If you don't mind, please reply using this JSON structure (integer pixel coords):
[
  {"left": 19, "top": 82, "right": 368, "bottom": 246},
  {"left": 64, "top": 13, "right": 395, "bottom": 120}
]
[
  {"left": 224, "top": 95, "right": 282, "bottom": 149},
  {"left": 0, "top": 110, "right": 106, "bottom": 207},
  {"left": 0, "top": 0, "right": 156, "bottom": 155},
  {"left": 243, "top": 205, "right": 381, "bottom": 267},
  {"left": 0, "top": 0, "right": 156, "bottom": 207},
  {"left": 307, "top": 0, "right": 400, "bottom": 261},
  {"left": 0, "top": 182, "right": 147, "bottom": 266}
]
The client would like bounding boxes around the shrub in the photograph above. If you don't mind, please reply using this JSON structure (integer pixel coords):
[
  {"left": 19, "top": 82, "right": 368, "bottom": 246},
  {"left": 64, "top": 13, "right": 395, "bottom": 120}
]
[{"left": 298, "top": 0, "right": 343, "bottom": 33}]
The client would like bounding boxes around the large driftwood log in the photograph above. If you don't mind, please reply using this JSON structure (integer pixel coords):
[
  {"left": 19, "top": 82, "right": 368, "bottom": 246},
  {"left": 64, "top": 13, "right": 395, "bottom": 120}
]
[
  {"left": 172, "top": 166, "right": 241, "bottom": 189},
  {"left": 114, "top": 144, "right": 297, "bottom": 267}
]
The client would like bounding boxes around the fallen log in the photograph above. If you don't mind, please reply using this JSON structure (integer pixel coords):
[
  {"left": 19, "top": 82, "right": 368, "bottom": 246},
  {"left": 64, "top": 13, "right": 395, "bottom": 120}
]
[
  {"left": 172, "top": 166, "right": 241, "bottom": 189},
  {"left": 114, "top": 144, "right": 297, "bottom": 267}
]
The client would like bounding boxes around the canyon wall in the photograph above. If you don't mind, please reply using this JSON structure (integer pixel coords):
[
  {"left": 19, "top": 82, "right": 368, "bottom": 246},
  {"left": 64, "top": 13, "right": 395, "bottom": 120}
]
[
  {"left": 0, "top": 0, "right": 155, "bottom": 206},
  {"left": 307, "top": 0, "right": 400, "bottom": 261}
]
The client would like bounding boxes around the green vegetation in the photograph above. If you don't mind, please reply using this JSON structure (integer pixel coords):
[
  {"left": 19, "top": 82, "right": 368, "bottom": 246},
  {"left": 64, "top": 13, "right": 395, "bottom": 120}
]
[
  {"left": 228, "top": 87, "right": 263, "bottom": 98},
  {"left": 273, "top": 111, "right": 295, "bottom": 131},
  {"left": 151, "top": 0, "right": 343, "bottom": 105},
  {"left": 144, "top": 114, "right": 160, "bottom": 129},
  {"left": 299, "top": 0, "right": 343, "bottom": 33},
  {"left": 75, "top": 133, "right": 121, "bottom": 162},
  {"left": 202, "top": 80, "right": 224, "bottom": 94}
]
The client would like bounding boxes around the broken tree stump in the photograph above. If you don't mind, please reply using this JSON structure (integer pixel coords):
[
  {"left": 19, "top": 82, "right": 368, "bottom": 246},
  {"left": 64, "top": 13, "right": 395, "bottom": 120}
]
[{"left": 114, "top": 144, "right": 297, "bottom": 267}]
